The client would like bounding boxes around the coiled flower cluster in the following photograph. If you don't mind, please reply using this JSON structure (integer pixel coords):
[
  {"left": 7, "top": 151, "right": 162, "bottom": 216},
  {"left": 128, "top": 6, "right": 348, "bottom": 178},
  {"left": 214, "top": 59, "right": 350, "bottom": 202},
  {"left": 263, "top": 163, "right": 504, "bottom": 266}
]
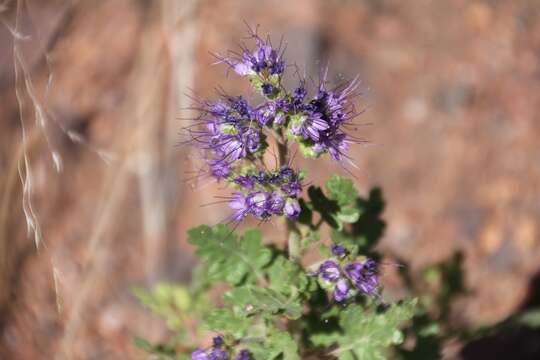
[
  {"left": 192, "top": 337, "right": 251, "bottom": 360},
  {"left": 317, "top": 245, "right": 379, "bottom": 302},
  {"left": 187, "top": 29, "right": 362, "bottom": 222}
]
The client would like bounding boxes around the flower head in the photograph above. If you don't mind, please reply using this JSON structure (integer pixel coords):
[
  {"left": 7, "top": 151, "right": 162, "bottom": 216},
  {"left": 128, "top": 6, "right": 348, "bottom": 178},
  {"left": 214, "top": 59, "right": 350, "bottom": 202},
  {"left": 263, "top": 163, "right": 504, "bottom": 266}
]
[
  {"left": 187, "top": 28, "right": 365, "bottom": 225},
  {"left": 228, "top": 36, "right": 285, "bottom": 77},
  {"left": 235, "top": 350, "right": 251, "bottom": 360},
  {"left": 191, "top": 349, "right": 210, "bottom": 360},
  {"left": 316, "top": 246, "right": 379, "bottom": 302},
  {"left": 191, "top": 336, "right": 228, "bottom": 360},
  {"left": 284, "top": 199, "right": 301, "bottom": 219},
  {"left": 331, "top": 244, "right": 347, "bottom": 258},
  {"left": 319, "top": 260, "right": 341, "bottom": 282},
  {"left": 333, "top": 279, "right": 350, "bottom": 302},
  {"left": 344, "top": 259, "right": 379, "bottom": 296}
]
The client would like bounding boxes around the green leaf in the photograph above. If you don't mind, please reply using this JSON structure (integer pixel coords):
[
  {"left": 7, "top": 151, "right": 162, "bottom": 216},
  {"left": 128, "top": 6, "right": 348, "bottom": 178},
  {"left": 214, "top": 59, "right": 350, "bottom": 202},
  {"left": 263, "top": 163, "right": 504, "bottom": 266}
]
[
  {"left": 330, "top": 299, "right": 417, "bottom": 360},
  {"left": 335, "top": 207, "right": 361, "bottom": 224},
  {"left": 132, "top": 283, "right": 194, "bottom": 331},
  {"left": 223, "top": 285, "right": 302, "bottom": 320},
  {"left": 325, "top": 175, "right": 358, "bottom": 207},
  {"left": 310, "top": 332, "right": 341, "bottom": 347},
  {"left": 204, "top": 308, "right": 251, "bottom": 339},
  {"left": 247, "top": 327, "right": 300, "bottom": 360},
  {"left": 267, "top": 255, "right": 309, "bottom": 296},
  {"left": 301, "top": 228, "right": 320, "bottom": 247},
  {"left": 188, "top": 225, "right": 272, "bottom": 285}
]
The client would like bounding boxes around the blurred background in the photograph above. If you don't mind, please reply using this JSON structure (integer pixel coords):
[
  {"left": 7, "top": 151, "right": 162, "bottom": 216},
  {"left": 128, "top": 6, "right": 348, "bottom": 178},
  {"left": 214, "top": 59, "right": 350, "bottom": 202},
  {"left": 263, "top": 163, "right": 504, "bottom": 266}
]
[{"left": 1, "top": 0, "right": 540, "bottom": 358}]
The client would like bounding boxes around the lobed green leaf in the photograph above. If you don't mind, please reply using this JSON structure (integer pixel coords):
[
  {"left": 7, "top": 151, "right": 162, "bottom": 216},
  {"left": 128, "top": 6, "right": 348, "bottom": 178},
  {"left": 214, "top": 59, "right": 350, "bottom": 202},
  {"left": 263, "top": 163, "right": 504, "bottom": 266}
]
[{"left": 188, "top": 225, "right": 272, "bottom": 285}]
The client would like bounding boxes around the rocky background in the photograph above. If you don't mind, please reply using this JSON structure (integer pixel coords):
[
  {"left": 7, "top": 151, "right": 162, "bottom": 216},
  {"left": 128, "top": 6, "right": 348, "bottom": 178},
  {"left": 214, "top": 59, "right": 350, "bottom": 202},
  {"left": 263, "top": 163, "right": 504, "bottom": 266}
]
[{"left": 0, "top": 0, "right": 539, "bottom": 359}]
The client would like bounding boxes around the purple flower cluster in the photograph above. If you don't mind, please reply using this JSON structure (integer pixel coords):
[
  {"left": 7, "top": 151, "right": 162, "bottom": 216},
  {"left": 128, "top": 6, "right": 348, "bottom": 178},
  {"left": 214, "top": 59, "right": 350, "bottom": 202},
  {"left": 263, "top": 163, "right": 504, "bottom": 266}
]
[
  {"left": 192, "top": 337, "right": 227, "bottom": 360},
  {"left": 191, "top": 96, "right": 264, "bottom": 181},
  {"left": 226, "top": 35, "right": 285, "bottom": 78},
  {"left": 191, "top": 337, "right": 251, "bottom": 360},
  {"left": 229, "top": 166, "right": 302, "bottom": 221},
  {"left": 188, "top": 28, "right": 363, "bottom": 222},
  {"left": 318, "top": 248, "right": 379, "bottom": 302},
  {"left": 285, "top": 74, "right": 360, "bottom": 161}
]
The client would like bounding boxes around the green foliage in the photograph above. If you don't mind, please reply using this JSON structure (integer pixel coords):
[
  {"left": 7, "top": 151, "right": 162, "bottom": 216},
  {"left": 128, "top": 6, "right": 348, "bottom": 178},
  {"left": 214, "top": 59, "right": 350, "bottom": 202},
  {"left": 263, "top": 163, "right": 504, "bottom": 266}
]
[
  {"left": 188, "top": 225, "right": 272, "bottom": 285},
  {"left": 330, "top": 187, "right": 385, "bottom": 256},
  {"left": 223, "top": 285, "right": 302, "bottom": 320},
  {"left": 246, "top": 327, "right": 300, "bottom": 360},
  {"left": 133, "top": 283, "right": 200, "bottom": 331},
  {"left": 311, "top": 300, "right": 417, "bottom": 360},
  {"left": 325, "top": 175, "right": 358, "bottom": 207},
  {"left": 266, "top": 255, "right": 309, "bottom": 296},
  {"left": 205, "top": 308, "right": 252, "bottom": 338},
  {"left": 134, "top": 177, "right": 441, "bottom": 360}
]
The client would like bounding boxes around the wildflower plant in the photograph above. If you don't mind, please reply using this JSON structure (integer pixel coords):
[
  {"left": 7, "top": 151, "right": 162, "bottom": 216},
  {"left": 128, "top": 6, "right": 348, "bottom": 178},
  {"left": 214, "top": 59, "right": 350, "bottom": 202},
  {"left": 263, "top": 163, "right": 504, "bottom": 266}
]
[{"left": 134, "top": 27, "right": 417, "bottom": 360}]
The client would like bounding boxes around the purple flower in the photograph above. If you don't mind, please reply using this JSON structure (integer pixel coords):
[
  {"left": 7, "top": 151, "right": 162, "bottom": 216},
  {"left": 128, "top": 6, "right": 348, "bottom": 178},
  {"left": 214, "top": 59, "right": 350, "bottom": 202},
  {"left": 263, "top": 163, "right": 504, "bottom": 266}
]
[
  {"left": 247, "top": 192, "right": 271, "bottom": 218},
  {"left": 279, "top": 167, "right": 295, "bottom": 181},
  {"left": 286, "top": 71, "right": 361, "bottom": 161},
  {"left": 284, "top": 199, "right": 301, "bottom": 219},
  {"left": 229, "top": 192, "right": 250, "bottom": 221},
  {"left": 344, "top": 259, "right": 379, "bottom": 296},
  {"left": 209, "top": 348, "right": 227, "bottom": 360},
  {"left": 235, "top": 349, "right": 251, "bottom": 360},
  {"left": 331, "top": 245, "right": 346, "bottom": 258},
  {"left": 209, "top": 160, "right": 230, "bottom": 179},
  {"left": 192, "top": 349, "right": 210, "bottom": 360},
  {"left": 333, "top": 279, "right": 350, "bottom": 302},
  {"left": 293, "top": 86, "right": 307, "bottom": 102},
  {"left": 356, "top": 272, "right": 379, "bottom": 295},
  {"left": 212, "top": 336, "right": 223, "bottom": 348},
  {"left": 344, "top": 263, "right": 361, "bottom": 280},
  {"left": 261, "top": 83, "right": 275, "bottom": 97},
  {"left": 319, "top": 260, "right": 341, "bottom": 282},
  {"left": 191, "top": 337, "right": 228, "bottom": 360},
  {"left": 234, "top": 175, "right": 256, "bottom": 189},
  {"left": 280, "top": 181, "right": 302, "bottom": 197},
  {"left": 268, "top": 193, "right": 285, "bottom": 214},
  {"left": 222, "top": 33, "right": 285, "bottom": 77}
]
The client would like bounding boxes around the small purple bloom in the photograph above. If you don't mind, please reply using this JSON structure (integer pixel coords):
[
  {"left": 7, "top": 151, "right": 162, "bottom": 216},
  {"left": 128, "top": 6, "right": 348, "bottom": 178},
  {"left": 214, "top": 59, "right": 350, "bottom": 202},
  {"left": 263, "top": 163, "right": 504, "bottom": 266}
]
[
  {"left": 284, "top": 199, "right": 301, "bottom": 219},
  {"left": 261, "top": 83, "right": 274, "bottom": 96},
  {"left": 319, "top": 260, "right": 341, "bottom": 282},
  {"left": 356, "top": 273, "right": 379, "bottom": 295},
  {"left": 333, "top": 279, "right": 350, "bottom": 302},
  {"left": 279, "top": 167, "right": 295, "bottom": 181},
  {"left": 280, "top": 181, "right": 302, "bottom": 197},
  {"left": 191, "top": 349, "right": 210, "bottom": 360},
  {"left": 209, "top": 160, "right": 230, "bottom": 179},
  {"left": 212, "top": 336, "right": 223, "bottom": 348},
  {"left": 234, "top": 175, "right": 255, "bottom": 189},
  {"left": 331, "top": 245, "right": 346, "bottom": 258},
  {"left": 268, "top": 193, "right": 285, "bottom": 214},
  {"left": 247, "top": 192, "right": 271, "bottom": 218},
  {"left": 293, "top": 86, "right": 307, "bottom": 102},
  {"left": 229, "top": 192, "right": 250, "bottom": 221},
  {"left": 223, "top": 34, "right": 285, "bottom": 77},
  {"left": 344, "top": 259, "right": 379, "bottom": 296},
  {"left": 209, "top": 348, "right": 227, "bottom": 360},
  {"left": 343, "top": 262, "right": 363, "bottom": 283},
  {"left": 235, "top": 349, "right": 251, "bottom": 360}
]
